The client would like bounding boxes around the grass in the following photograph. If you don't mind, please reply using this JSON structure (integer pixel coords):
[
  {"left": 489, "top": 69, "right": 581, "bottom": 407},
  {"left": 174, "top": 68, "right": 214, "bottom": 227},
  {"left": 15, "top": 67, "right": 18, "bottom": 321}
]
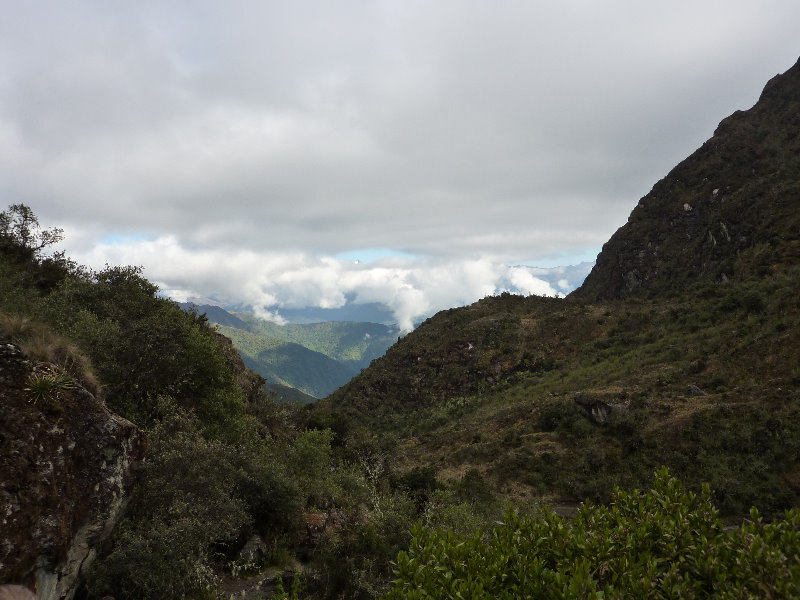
[
  {"left": 1, "top": 311, "right": 101, "bottom": 396},
  {"left": 321, "top": 266, "right": 800, "bottom": 518},
  {"left": 25, "top": 367, "right": 74, "bottom": 404}
]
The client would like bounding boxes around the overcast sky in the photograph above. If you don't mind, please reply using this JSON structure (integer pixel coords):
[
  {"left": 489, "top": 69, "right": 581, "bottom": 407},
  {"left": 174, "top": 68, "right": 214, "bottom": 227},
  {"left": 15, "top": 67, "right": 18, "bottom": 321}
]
[{"left": 1, "top": 1, "right": 798, "bottom": 329}]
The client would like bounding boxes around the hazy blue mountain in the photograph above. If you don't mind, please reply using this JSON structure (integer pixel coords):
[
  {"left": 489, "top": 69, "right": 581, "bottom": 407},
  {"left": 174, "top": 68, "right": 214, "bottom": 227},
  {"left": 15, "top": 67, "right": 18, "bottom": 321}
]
[
  {"left": 179, "top": 302, "right": 249, "bottom": 328},
  {"left": 240, "top": 341, "right": 357, "bottom": 399},
  {"left": 273, "top": 299, "right": 397, "bottom": 325},
  {"left": 181, "top": 303, "right": 399, "bottom": 398}
]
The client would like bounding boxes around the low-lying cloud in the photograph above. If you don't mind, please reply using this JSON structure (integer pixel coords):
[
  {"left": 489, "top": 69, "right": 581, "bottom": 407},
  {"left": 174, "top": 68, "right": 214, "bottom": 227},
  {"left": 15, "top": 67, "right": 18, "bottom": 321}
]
[{"left": 70, "top": 237, "right": 587, "bottom": 331}]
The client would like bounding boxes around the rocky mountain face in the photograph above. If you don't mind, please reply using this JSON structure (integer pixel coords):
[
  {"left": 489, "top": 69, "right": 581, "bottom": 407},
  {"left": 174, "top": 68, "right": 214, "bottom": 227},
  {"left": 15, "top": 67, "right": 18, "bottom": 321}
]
[
  {"left": 321, "top": 58, "right": 800, "bottom": 516},
  {"left": 0, "top": 342, "right": 144, "bottom": 599},
  {"left": 573, "top": 56, "right": 800, "bottom": 301}
]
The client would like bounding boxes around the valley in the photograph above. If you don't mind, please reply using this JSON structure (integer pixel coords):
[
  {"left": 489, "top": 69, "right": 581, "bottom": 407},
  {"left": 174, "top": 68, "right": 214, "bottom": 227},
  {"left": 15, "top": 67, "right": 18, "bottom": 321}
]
[
  {"left": 2, "top": 55, "right": 800, "bottom": 600},
  {"left": 180, "top": 302, "right": 400, "bottom": 399}
]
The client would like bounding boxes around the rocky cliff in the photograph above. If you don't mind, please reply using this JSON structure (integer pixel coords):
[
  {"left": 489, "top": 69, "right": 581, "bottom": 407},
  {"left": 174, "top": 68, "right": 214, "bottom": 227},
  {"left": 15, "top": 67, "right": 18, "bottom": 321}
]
[
  {"left": 0, "top": 342, "right": 144, "bottom": 599},
  {"left": 573, "top": 56, "right": 800, "bottom": 301}
]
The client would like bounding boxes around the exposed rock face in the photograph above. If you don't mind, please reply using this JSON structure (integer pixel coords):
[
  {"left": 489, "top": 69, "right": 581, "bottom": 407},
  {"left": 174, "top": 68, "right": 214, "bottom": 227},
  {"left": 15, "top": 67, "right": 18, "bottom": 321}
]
[
  {"left": 0, "top": 342, "right": 144, "bottom": 599},
  {"left": 574, "top": 392, "right": 629, "bottom": 426},
  {"left": 573, "top": 56, "right": 800, "bottom": 302}
]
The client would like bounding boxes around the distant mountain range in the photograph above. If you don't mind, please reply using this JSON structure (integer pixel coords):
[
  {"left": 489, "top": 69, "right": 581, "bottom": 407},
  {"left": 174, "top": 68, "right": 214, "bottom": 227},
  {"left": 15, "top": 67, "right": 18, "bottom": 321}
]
[{"left": 179, "top": 303, "right": 400, "bottom": 399}]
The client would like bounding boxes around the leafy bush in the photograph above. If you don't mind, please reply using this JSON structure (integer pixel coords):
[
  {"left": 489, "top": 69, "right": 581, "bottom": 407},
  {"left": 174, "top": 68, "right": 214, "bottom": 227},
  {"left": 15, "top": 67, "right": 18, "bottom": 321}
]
[
  {"left": 313, "top": 490, "right": 416, "bottom": 600},
  {"left": 86, "top": 402, "right": 303, "bottom": 599},
  {"left": 35, "top": 265, "right": 250, "bottom": 434},
  {"left": 385, "top": 469, "right": 800, "bottom": 599},
  {"left": 87, "top": 406, "right": 250, "bottom": 598}
]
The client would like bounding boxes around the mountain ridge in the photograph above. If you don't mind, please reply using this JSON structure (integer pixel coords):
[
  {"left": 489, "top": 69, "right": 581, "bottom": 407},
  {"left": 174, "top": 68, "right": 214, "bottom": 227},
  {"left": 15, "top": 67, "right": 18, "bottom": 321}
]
[
  {"left": 572, "top": 56, "right": 800, "bottom": 301},
  {"left": 180, "top": 302, "right": 399, "bottom": 398},
  {"left": 320, "top": 56, "right": 800, "bottom": 515}
]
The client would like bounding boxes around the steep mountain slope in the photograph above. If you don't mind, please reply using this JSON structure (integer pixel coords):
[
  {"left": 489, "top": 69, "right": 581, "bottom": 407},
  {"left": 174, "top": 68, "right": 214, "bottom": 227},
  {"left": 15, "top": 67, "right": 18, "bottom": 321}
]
[
  {"left": 321, "top": 57, "right": 800, "bottom": 516},
  {"left": 573, "top": 57, "right": 800, "bottom": 302},
  {"left": 211, "top": 323, "right": 354, "bottom": 398}
]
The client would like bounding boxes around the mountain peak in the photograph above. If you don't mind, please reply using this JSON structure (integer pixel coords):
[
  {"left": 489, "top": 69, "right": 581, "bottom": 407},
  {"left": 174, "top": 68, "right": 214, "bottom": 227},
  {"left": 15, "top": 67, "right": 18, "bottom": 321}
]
[{"left": 572, "top": 56, "right": 800, "bottom": 302}]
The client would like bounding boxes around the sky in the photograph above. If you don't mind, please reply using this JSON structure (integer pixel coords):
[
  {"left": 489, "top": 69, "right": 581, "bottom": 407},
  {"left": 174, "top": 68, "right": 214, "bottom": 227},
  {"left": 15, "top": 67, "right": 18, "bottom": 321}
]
[{"left": 1, "top": 1, "right": 798, "bottom": 330}]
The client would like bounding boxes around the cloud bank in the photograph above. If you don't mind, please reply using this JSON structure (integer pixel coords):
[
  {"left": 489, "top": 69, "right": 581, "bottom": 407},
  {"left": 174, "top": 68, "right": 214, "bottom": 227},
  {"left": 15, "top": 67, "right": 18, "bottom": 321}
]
[
  {"left": 71, "top": 237, "right": 584, "bottom": 331},
  {"left": 2, "top": 1, "right": 799, "bottom": 325}
]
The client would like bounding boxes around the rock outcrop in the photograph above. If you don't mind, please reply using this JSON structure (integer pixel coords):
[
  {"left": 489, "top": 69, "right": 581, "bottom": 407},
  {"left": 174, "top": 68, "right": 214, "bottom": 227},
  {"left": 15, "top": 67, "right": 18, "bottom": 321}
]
[
  {"left": 0, "top": 342, "right": 144, "bottom": 599},
  {"left": 573, "top": 391, "right": 629, "bottom": 426}
]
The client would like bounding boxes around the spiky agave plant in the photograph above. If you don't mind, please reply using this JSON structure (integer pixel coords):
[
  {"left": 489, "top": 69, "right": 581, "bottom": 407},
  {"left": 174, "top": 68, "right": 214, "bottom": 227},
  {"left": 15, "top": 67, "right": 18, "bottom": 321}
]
[{"left": 25, "top": 367, "right": 74, "bottom": 404}]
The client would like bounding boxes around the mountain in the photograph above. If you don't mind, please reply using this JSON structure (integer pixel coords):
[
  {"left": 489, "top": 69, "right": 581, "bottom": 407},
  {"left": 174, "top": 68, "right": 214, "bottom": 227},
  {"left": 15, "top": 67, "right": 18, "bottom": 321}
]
[
  {"left": 181, "top": 303, "right": 399, "bottom": 398},
  {"left": 574, "top": 58, "right": 800, "bottom": 301},
  {"left": 211, "top": 322, "right": 352, "bottom": 399},
  {"left": 271, "top": 300, "right": 397, "bottom": 325},
  {"left": 321, "top": 57, "right": 800, "bottom": 517},
  {"left": 182, "top": 303, "right": 250, "bottom": 328},
  {"left": 4, "top": 56, "right": 800, "bottom": 598}
]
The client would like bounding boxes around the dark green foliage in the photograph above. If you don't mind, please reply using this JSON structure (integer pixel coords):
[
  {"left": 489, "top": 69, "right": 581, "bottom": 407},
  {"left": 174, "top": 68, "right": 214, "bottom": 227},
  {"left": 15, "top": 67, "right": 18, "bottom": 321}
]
[
  {"left": 0, "top": 204, "right": 77, "bottom": 294},
  {"left": 86, "top": 404, "right": 303, "bottom": 599},
  {"left": 385, "top": 470, "right": 800, "bottom": 599},
  {"left": 0, "top": 206, "right": 313, "bottom": 598},
  {"left": 0, "top": 203, "right": 63, "bottom": 260},
  {"left": 87, "top": 408, "right": 251, "bottom": 598},
  {"left": 36, "top": 265, "right": 247, "bottom": 432},
  {"left": 313, "top": 491, "right": 417, "bottom": 600},
  {"left": 455, "top": 468, "right": 494, "bottom": 506}
]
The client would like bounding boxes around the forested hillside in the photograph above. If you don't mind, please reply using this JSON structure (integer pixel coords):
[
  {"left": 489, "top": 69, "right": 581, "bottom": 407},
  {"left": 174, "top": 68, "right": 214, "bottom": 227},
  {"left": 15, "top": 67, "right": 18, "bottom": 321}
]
[
  {"left": 323, "top": 57, "right": 800, "bottom": 516},
  {"left": 183, "top": 303, "right": 398, "bottom": 398}
]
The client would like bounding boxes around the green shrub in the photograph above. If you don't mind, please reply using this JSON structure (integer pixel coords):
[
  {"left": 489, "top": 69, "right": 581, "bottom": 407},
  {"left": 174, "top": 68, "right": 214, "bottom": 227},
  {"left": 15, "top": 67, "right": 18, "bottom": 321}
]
[
  {"left": 87, "top": 404, "right": 302, "bottom": 599},
  {"left": 384, "top": 469, "right": 800, "bottom": 599},
  {"left": 313, "top": 490, "right": 416, "bottom": 600}
]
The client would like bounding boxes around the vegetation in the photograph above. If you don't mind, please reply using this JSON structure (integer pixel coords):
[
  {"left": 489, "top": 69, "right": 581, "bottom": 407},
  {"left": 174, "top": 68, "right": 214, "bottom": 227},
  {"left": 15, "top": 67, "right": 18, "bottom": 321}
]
[
  {"left": 2, "top": 56, "right": 800, "bottom": 599},
  {"left": 322, "top": 269, "right": 800, "bottom": 519},
  {"left": 0, "top": 204, "right": 442, "bottom": 599},
  {"left": 194, "top": 307, "right": 399, "bottom": 398},
  {"left": 386, "top": 469, "right": 800, "bottom": 599}
]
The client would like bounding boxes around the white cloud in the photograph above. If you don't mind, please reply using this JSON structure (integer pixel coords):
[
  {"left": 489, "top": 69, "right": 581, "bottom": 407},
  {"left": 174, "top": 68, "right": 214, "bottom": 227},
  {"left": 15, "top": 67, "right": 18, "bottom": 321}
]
[
  {"left": 71, "top": 237, "right": 560, "bottom": 332},
  {"left": 2, "top": 1, "right": 799, "bottom": 321}
]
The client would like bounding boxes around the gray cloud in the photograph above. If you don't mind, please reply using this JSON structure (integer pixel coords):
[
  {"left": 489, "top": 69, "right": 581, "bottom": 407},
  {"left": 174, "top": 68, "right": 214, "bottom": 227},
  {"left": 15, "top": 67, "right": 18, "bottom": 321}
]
[{"left": 2, "top": 1, "right": 799, "bottom": 323}]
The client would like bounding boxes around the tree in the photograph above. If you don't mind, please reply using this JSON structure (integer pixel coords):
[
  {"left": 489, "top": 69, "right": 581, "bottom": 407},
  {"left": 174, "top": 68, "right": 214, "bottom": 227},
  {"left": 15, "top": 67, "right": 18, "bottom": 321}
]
[{"left": 0, "top": 204, "right": 63, "bottom": 258}]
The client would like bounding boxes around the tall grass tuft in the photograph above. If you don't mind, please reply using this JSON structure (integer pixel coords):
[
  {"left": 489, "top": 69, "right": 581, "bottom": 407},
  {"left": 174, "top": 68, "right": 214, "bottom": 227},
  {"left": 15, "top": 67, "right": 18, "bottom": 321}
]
[{"left": 1, "top": 311, "right": 102, "bottom": 397}]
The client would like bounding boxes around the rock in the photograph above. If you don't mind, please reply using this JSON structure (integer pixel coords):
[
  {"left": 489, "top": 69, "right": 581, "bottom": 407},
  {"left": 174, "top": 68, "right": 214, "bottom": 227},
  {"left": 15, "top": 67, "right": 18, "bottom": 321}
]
[
  {"left": 686, "top": 384, "right": 709, "bottom": 397},
  {"left": 574, "top": 392, "right": 629, "bottom": 426},
  {"left": 238, "top": 535, "right": 269, "bottom": 566},
  {"left": 0, "top": 342, "right": 144, "bottom": 599},
  {"left": 572, "top": 56, "right": 800, "bottom": 302},
  {"left": 0, "top": 585, "right": 37, "bottom": 600},
  {"left": 301, "top": 512, "right": 328, "bottom": 547}
]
